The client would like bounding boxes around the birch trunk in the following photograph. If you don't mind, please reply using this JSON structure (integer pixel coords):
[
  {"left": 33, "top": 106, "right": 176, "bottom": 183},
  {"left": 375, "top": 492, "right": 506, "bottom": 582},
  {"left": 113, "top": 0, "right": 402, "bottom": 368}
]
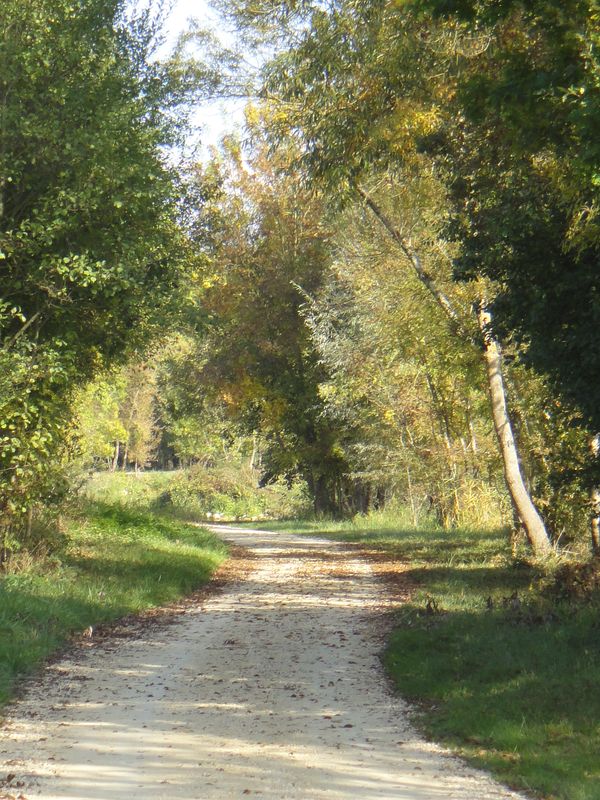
[{"left": 477, "top": 307, "right": 551, "bottom": 557}]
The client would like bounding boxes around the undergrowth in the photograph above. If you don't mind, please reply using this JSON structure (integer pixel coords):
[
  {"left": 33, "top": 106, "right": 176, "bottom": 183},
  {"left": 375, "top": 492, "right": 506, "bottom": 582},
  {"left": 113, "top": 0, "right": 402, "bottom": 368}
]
[{"left": 86, "top": 467, "right": 310, "bottom": 521}]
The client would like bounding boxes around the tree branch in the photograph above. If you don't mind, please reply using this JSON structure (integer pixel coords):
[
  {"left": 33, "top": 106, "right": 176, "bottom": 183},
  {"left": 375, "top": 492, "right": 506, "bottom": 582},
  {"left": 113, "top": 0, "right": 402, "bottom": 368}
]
[
  {"left": 2, "top": 310, "right": 41, "bottom": 351},
  {"left": 355, "top": 184, "right": 462, "bottom": 328}
]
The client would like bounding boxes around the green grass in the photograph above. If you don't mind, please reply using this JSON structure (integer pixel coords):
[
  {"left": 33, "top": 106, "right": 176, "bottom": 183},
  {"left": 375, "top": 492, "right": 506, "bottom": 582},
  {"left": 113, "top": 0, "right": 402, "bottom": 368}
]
[
  {"left": 84, "top": 469, "right": 176, "bottom": 508},
  {"left": 258, "top": 511, "right": 600, "bottom": 800},
  {"left": 0, "top": 502, "right": 227, "bottom": 706},
  {"left": 86, "top": 468, "right": 310, "bottom": 521}
]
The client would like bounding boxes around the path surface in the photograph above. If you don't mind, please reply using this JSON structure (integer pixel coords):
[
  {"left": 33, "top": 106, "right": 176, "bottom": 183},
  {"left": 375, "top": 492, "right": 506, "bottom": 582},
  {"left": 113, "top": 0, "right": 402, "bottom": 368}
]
[{"left": 0, "top": 525, "right": 529, "bottom": 800}]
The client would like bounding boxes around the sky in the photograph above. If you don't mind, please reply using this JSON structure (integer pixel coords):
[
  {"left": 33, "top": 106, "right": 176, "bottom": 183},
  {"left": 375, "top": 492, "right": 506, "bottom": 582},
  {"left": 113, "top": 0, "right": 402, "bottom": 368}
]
[{"left": 160, "top": 0, "right": 248, "bottom": 157}]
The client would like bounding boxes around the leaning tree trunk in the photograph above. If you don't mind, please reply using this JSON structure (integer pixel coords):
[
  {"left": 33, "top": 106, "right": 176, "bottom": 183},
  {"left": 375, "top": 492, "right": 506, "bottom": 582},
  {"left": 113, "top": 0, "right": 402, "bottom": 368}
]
[
  {"left": 356, "top": 185, "right": 552, "bottom": 557},
  {"left": 477, "top": 307, "right": 551, "bottom": 557}
]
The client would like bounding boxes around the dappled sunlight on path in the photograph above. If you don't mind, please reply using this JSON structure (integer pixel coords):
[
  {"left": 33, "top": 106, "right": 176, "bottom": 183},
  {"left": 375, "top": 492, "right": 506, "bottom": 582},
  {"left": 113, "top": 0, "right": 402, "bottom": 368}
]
[{"left": 0, "top": 525, "right": 528, "bottom": 799}]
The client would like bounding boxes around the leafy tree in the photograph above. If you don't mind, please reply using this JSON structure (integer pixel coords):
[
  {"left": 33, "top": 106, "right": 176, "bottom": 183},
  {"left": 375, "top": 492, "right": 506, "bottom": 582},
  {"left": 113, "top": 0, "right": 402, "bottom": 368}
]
[
  {"left": 411, "top": 0, "right": 600, "bottom": 550},
  {"left": 117, "top": 362, "right": 160, "bottom": 472},
  {"left": 177, "top": 137, "right": 370, "bottom": 515},
  {"left": 305, "top": 182, "right": 506, "bottom": 527},
  {"left": 0, "top": 0, "right": 193, "bottom": 541},
  {"left": 210, "top": 0, "right": 556, "bottom": 553},
  {"left": 76, "top": 375, "right": 127, "bottom": 469}
]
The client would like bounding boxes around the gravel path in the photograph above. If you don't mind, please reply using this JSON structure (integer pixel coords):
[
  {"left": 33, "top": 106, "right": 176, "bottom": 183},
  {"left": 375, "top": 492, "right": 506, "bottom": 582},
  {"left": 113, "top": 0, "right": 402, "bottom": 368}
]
[{"left": 0, "top": 525, "right": 530, "bottom": 800}]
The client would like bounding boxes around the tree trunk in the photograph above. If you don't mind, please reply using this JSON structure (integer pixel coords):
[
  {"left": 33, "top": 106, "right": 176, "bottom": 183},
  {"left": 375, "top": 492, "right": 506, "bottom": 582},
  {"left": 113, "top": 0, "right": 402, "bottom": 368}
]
[
  {"left": 590, "top": 434, "right": 600, "bottom": 557},
  {"left": 111, "top": 441, "right": 120, "bottom": 472},
  {"left": 250, "top": 433, "right": 259, "bottom": 471},
  {"left": 406, "top": 466, "right": 418, "bottom": 526},
  {"left": 312, "top": 474, "right": 337, "bottom": 517},
  {"left": 357, "top": 184, "right": 552, "bottom": 557},
  {"left": 121, "top": 441, "right": 128, "bottom": 472},
  {"left": 477, "top": 306, "right": 551, "bottom": 557}
]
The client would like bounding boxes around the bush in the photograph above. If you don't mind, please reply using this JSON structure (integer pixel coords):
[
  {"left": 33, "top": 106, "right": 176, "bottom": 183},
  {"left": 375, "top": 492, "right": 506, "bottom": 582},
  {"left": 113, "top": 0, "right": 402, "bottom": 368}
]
[
  {"left": 166, "top": 464, "right": 309, "bottom": 520},
  {"left": 84, "top": 467, "right": 311, "bottom": 521}
]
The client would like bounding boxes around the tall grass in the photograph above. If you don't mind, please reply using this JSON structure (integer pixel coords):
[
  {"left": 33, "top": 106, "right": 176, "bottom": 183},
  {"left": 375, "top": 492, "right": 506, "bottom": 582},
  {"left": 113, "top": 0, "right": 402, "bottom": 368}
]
[{"left": 86, "top": 467, "right": 310, "bottom": 521}]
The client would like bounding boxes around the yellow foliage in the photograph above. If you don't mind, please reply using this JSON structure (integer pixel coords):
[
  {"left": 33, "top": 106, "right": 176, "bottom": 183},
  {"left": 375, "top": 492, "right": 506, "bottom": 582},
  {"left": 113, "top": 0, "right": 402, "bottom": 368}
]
[{"left": 374, "top": 102, "right": 441, "bottom": 158}]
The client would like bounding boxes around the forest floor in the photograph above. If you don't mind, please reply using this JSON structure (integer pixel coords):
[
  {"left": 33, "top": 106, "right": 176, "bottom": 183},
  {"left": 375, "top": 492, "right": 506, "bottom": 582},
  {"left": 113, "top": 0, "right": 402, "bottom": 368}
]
[{"left": 0, "top": 524, "right": 529, "bottom": 800}]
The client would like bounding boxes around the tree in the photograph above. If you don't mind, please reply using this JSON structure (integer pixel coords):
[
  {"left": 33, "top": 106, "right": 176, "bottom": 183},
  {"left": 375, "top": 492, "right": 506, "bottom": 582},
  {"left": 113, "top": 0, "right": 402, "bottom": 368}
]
[
  {"left": 118, "top": 362, "right": 160, "bottom": 472},
  {"left": 76, "top": 376, "right": 127, "bottom": 469},
  {"left": 0, "top": 0, "right": 193, "bottom": 541},
  {"left": 211, "top": 0, "right": 553, "bottom": 553},
  {"left": 411, "top": 0, "right": 600, "bottom": 551},
  {"left": 176, "top": 136, "right": 370, "bottom": 515},
  {"left": 304, "top": 195, "right": 505, "bottom": 527}
]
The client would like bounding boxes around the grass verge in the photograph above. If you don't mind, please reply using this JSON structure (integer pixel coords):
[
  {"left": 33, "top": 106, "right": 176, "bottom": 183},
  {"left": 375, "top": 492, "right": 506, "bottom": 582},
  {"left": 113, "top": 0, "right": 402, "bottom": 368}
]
[
  {"left": 256, "top": 513, "right": 600, "bottom": 800},
  {"left": 0, "top": 502, "right": 227, "bottom": 707},
  {"left": 86, "top": 468, "right": 310, "bottom": 521}
]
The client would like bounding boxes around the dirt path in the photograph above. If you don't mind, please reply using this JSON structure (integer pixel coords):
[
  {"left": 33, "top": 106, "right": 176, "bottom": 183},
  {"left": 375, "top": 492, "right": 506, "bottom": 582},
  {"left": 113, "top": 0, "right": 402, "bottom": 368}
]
[{"left": 0, "top": 525, "right": 529, "bottom": 800}]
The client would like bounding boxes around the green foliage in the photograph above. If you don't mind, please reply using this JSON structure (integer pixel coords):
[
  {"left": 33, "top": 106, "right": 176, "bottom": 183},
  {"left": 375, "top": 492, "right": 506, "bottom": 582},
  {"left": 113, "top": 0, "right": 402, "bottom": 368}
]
[
  {"left": 0, "top": 501, "right": 227, "bottom": 705},
  {"left": 84, "top": 469, "right": 177, "bottom": 509},
  {"left": 85, "top": 467, "right": 310, "bottom": 521},
  {"left": 0, "top": 345, "right": 76, "bottom": 540},
  {"left": 176, "top": 138, "right": 365, "bottom": 515},
  {"left": 304, "top": 173, "right": 507, "bottom": 528},
  {"left": 211, "top": 0, "right": 600, "bottom": 552},
  {"left": 0, "top": 0, "right": 187, "bottom": 360},
  {"left": 76, "top": 374, "right": 128, "bottom": 464},
  {"left": 166, "top": 465, "right": 309, "bottom": 520},
  {"left": 0, "top": 0, "right": 192, "bottom": 540},
  {"left": 419, "top": 0, "right": 600, "bottom": 450}
]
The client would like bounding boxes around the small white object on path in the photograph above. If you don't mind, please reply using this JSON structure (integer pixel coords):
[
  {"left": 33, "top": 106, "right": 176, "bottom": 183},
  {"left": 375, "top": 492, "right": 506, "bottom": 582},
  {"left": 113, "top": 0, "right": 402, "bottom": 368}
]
[{"left": 0, "top": 525, "right": 531, "bottom": 800}]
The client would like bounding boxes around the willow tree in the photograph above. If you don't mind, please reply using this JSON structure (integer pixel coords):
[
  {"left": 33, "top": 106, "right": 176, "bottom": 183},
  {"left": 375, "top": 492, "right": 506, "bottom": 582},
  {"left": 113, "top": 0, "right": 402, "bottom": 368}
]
[{"left": 213, "top": 0, "right": 553, "bottom": 554}]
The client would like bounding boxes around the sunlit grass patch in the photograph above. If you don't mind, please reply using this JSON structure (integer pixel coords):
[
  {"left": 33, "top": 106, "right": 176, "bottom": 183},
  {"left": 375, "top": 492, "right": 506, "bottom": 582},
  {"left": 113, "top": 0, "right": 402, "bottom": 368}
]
[
  {"left": 85, "top": 468, "right": 310, "bottom": 521},
  {"left": 0, "top": 503, "right": 227, "bottom": 707}
]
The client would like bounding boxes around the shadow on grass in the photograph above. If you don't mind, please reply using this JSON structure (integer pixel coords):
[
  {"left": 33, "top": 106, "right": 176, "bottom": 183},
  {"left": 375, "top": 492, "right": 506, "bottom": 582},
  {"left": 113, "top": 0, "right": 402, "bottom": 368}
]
[{"left": 386, "top": 599, "right": 600, "bottom": 799}]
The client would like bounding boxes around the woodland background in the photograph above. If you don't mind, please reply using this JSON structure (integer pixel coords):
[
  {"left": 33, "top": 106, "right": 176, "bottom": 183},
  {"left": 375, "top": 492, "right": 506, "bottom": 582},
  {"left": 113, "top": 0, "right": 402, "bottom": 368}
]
[{"left": 2, "top": 3, "right": 600, "bottom": 796}]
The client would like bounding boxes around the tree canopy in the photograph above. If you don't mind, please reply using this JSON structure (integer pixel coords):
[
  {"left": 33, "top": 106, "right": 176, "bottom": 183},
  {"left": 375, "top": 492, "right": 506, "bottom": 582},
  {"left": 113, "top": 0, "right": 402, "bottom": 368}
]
[
  {"left": 2, "top": 0, "right": 600, "bottom": 558},
  {"left": 0, "top": 0, "right": 193, "bottom": 538}
]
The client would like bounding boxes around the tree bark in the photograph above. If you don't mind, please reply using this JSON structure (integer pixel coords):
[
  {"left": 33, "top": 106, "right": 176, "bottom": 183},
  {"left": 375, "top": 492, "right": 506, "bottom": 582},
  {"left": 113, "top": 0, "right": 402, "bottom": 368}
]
[
  {"left": 111, "top": 441, "right": 120, "bottom": 472},
  {"left": 312, "top": 473, "right": 337, "bottom": 516},
  {"left": 477, "top": 306, "right": 551, "bottom": 557},
  {"left": 357, "top": 184, "right": 552, "bottom": 556}
]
